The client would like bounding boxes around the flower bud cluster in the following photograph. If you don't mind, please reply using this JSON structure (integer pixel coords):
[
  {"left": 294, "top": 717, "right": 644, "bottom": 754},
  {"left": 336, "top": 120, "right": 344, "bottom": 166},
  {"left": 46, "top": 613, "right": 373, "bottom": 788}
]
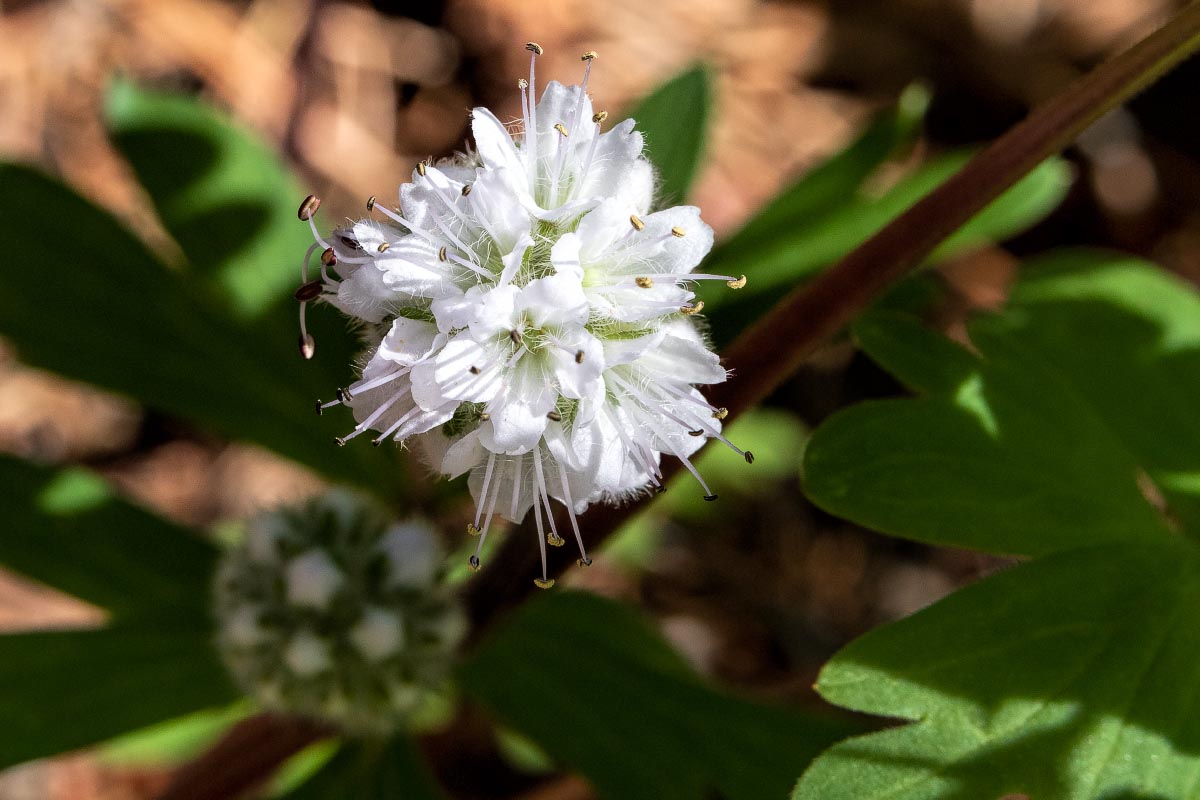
[{"left": 214, "top": 490, "right": 465, "bottom": 734}]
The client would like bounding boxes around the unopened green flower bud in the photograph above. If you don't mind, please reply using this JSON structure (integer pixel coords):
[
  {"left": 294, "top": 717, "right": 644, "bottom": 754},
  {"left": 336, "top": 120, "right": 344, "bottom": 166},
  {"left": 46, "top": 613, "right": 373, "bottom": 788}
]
[{"left": 214, "top": 489, "right": 466, "bottom": 734}]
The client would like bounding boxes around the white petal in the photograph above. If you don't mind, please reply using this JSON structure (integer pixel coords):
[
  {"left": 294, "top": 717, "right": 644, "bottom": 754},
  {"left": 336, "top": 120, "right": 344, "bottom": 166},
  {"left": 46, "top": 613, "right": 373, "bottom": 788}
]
[
  {"left": 517, "top": 273, "right": 588, "bottom": 328},
  {"left": 440, "top": 429, "right": 485, "bottom": 478},
  {"left": 631, "top": 330, "right": 727, "bottom": 386},
  {"left": 378, "top": 317, "right": 439, "bottom": 365},
  {"left": 550, "top": 329, "right": 605, "bottom": 400},
  {"left": 550, "top": 232, "right": 583, "bottom": 278},
  {"left": 471, "top": 108, "right": 525, "bottom": 176},
  {"left": 417, "top": 336, "right": 503, "bottom": 406},
  {"left": 479, "top": 366, "right": 556, "bottom": 455}
]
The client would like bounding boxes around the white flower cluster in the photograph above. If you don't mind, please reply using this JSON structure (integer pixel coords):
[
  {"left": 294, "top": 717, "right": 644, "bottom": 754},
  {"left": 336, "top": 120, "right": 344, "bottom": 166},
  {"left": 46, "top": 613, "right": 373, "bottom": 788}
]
[
  {"left": 214, "top": 490, "right": 465, "bottom": 734},
  {"left": 296, "top": 45, "right": 748, "bottom": 586}
]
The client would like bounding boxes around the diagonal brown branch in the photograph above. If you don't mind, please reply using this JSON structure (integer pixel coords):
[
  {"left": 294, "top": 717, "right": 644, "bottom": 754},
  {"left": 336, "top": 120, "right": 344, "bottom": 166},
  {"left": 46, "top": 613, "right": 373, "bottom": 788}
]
[{"left": 156, "top": 4, "right": 1200, "bottom": 798}]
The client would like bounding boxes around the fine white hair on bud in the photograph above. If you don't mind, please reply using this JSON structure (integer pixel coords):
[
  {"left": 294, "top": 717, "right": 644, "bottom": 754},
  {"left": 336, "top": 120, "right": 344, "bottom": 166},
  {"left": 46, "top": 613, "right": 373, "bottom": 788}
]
[
  {"left": 214, "top": 490, "right": 466, "bottom": 734},
  {"left": 297, "top": 45, "right": 748, "bottom": 585}
]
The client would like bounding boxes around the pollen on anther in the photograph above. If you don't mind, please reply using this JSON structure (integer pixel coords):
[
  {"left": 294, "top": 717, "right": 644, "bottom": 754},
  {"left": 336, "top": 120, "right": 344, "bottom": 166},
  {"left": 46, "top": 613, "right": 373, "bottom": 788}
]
[
  {"left": 727, "top": 274, "right": 747, "bottom": 289},
  {"left": 297, "top": 195, "right": 321, "bottom": 221},
  {"left": 533, "top": 577, "right": 556, "bottom": 589},
  {"left": 366, "top": 195, "right": 376, "bottom": 211},
  {"left": 525, "top": 42, "right": 544, "bottom": 55},
  {"left": 466, "top": 523, "right": 482, "bottom": 537},
  {"left": 377, "top": 242, "right": 390, "bottom": 253},
  {"left": 681, "top": 301, "right": 705, "bottom": 315},
  {"left": 576, "top": 557, "right": 593, "bottom": 568},
  {"left": 554, "top": 122, "right": 569, "bottom": 137},
  {"left": 592, "top": 110, "right": 608, "bottom": 124},
  {"left": 581, "top": 50, "right": 598, "bottom": 61},
  {"left": 416, "top": 161, "right": 427, "bottom": 176},
  {"left": 438, "top": 246, "right": 448, "bottom": 262},
  {"left": 713, "top": 407, "right": 729, "bottom": 420},
  {"left": 479, "top": 412, "right": 491, "bottom": 421},
  {"left": 630, "top": 214, "right": 645, "bottom": 231},
  {"left": 468, "top": 555, "right": 481, "bottom": 572},
  {"left": 635, "top": 276, "right": 654, "bottom": 288},
  {"left": 547, "top": 532, "right": 565, "bottom": 546},
  {"left": 518, "top": 78, "right": 529, "bottom": 89},
  {"left": 547, "top": 410, "right": 563, "bottom": 422},
  {"left": 671, "top": 226, "right": 686, "bottom": 238},
  {"left": 334, "top": 436, "right": 347, "bottom": 447}
]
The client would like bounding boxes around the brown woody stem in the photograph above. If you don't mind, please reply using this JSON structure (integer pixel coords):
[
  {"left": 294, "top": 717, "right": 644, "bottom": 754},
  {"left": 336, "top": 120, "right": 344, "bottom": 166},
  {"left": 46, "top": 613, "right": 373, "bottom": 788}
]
[{"left": 157, "top": 5, "right": 1200, "bottom": 798}]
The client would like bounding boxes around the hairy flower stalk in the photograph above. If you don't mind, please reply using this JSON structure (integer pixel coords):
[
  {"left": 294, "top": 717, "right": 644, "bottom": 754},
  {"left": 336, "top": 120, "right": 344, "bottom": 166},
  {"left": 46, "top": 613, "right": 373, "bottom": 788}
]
[
  {"left": 214, "top": 490, "right": 466, "bottom": 734},
  {"left": 296, "top": 45, "right": 748, "bottom": 586}
]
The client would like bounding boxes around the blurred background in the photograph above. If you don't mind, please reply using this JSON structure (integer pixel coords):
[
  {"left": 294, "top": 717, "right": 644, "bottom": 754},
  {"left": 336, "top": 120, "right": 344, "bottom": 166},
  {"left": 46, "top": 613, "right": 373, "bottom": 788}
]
[{"left": 1, "top": 0, "right": 1199, "bottom": 796}]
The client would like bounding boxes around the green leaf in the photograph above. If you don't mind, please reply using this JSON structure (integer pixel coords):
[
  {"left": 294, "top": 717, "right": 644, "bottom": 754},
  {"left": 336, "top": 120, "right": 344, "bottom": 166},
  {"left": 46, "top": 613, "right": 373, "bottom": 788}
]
[
  {"left": 704, "top": 151, "right": 1071, "bottom": 347},
  {"left": 282, "top": 736, "right": 445, "bottom": 799},
  {"left": 798, "top": 250, "right": 1200, "bottom": 798},
  {"left": 105, "top": 80, "right": 311, "bottom": 319},
  {"left": 0, "top": 163, "right": 394, "bottom": 493},
  {"left": 796, "top": 541, "right": 1200, "bottom": 800},
  {"left": 629, "top": 65, "right": 711, "bottom": 202},
  {"left": 0, "top": 625, "right": 239, "bottom": 769},
  {"left": 460, "top": 591, "right": 857, "bottom": 800},
  {"left": 1, "top": 455, "right": 215, "bottom": 620}
]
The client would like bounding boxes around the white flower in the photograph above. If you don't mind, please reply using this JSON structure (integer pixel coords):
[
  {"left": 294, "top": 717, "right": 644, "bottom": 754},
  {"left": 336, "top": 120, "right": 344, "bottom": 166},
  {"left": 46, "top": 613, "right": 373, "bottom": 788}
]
[{"left": 297, "top": 45, "right": 749, "bottom": 587}]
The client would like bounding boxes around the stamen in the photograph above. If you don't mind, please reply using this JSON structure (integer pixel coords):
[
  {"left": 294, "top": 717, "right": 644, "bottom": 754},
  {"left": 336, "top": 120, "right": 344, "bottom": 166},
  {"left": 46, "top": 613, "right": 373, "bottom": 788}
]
[
  {"left": 439, "top": 246, "right": 448, "bottom": 262},
  {"left": 416, "top": 161, "right": 427, "bottom": 177},
  {"left": 574, "top": 349, "right": 585, "bottom": 364},
  {"left": 321, "top": 248, "right": 337, "bottom": 267},
  {"left": 681, "top": 301, "right": 705, "bottom": 315},
  {"left": 630, "top": 214, "right": 645, "bottom": 231},
  {"left": 345, "top": 366, "right": 408, "bottom": 397},
  {"left": 592, "top": 111, "right": 608, "bottom": 123},
  {"left": 635, "top": 276, "right": 654, "bottom": 288},
  {"left": 518, "top": 78, "right": 529, "bottom": 89},
  {"left": 294, "top": 280, "right": 323, "bottom": 302},
  {"left": 547, "top": 410, "right": 563, "bottom": 422},
  {"left": 474, "top": 453, "right": 497, "bottom": 530},
  {"left": 744, "top": 451, "right": 755, "bottom": 464},
  {"left": 298, "top": 334, "right": 315, "bottom": 360},
  {"left": 556, "top": 458, "right": 590, "bottom": 564},
  {"left": 467, "top": 523, "right": 481, "bottom": 536},
  {"left": 727, "top": 274, "right": 747, "bottom": 289},
  {"left": 581, "top": 51, "right": 598, "bottom": 61},
  {"left": 468, "top": 555, "right": 481, "bottom": 572},
  {"left": 554, "top": 122, "right": 569, "bottom": 137},
  {"left": 315, "top": 397, "right": 341, "bottom": 415},
  {"left": 509, "top": 328, "right": 523, "bottom": 345},
  {"left": 510, "top": 453, "right": 523, "bottom": 520},
  {"left": 366, "top": 195, "right": 376, "bottom": 211},
  {"left": 469, "top": 366, "right": 481, "bottom": 375},
  {"left": 370, "top": 404, "right": 424, "bottom": 445},
  {"left": 534, "top": 578, "right": 556, "bottom": 589},
  {"left": 671, "top": 226, "right": 686, "bottom": 238},
  {"left": 525, "top": 41, "right": 544, "bottom": 55},
  {"left": 377, "top": 242, "right": 390, "bottom": 253},
  {"left": 713, "top": 407, "right": 729, "bottom": 420},
  {"left": 297, "top": 195, "right": 321, "bottom": 221},
  {"left": 461, "top": 184, "right": 473, "bottom": 196},
  {"left": 534, "top": 449, "right": 564, "bottom": 547}
]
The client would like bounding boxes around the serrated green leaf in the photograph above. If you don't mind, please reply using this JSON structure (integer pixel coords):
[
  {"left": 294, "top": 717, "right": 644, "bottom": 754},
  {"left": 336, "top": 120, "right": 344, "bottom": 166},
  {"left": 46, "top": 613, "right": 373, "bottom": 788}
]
[
  {"left": 798, "top": 250, "right": 1200, "bottom": 799},
  {"left": 804, "top": 304, "right": 1173, "bottom": 556},
  {"left": 629, "top": 65, "right": 711, "bottom": 202},
  {"left": 795, "top": 541, "right": 1200, "bottom": 800},
  {"left": 282, "top": 736, "right": 444, "bottom": 799},
  {"left": 0, "top": 163, "right": 394, "bottom": 493},
  {"left": 460, "top": 591, "right": 856, "bottom": 800},
  {"left": 105, "top": 80, "right": 309, "bottom": 318},
  {"left": 0, "top": 625, "right": 238, "bottom": 769},
  {"left": 2, "top": 455, "right": 214, "bottom": 620}
]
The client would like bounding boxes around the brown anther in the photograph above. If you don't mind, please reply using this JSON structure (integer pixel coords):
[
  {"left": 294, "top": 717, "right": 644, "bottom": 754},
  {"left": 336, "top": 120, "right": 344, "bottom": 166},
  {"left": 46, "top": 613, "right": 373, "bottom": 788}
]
[
  {"left": 336, "top": 387, "right": 352, "bottom": 402},
  {"left": 298, "top": 334, "right": 316, "bottom": 360},
  {"left": 509, "top": 329, "right": 523, "bottom": 345},
  {"left": 321, "top": 247, "right": 337, "bottom": 267},
  {"left": 293, "top": 280, "right": 323, "bottom": 302},
  {"left": 467, "top": 523, "right": 482, "bottom": 536},
  {"left": 377, "top": 242, "right": 390, "bottom": 253},
  {"left": 366, "top": 195, "right": 376, "bottom": 211},
  {"left": 592, "top": 111, "right": 608, "bottom": 124},
  {"left": 469, "top": 366, "right": 481, "bottom": 375},
  {"left": 727, "top": 274, "right": 747, "bottom": 289},
  {"left": 744, "top": 451, "right": 755, "bottom": 464},
  {"left": 416, "top": 161, "right": 427, "bottom": 176},
  {"left": 574, "top": 349, "right": 585, "bottom": 364},
  {"left": 547, "top": 532, "right": 565, "bottom": 547},
  {"left": 688, "top": 429, "right": 704, "bottom": 437},
  {"left": 314, "top": 400, "right": 324, "bottom": 416},
  {"left": 581, "top": 50, "right": 598, "bottom": 61},
  {"left": 681, "top": 301, "right": 705, "bottom": 315},
  {"left": 576, "top": 557, "right": 593, "bottom": 567},
  {"left": 635, "top": 276, "right": 654, "bottom": 288},
  {"left": 712, "top": 407, "right": 729, "bottom": 420},
  {"left": 703, "top": 494, "right": 719, "bottom": 502},
  {"left": 554, "top": 122, "right": 569, "bottom": 137},
  {"left": 533, "top": 577, "right": 556, "bottom": 589},
  {"left": 339, "top": 234, "right": 362, "bottom": 250},
  {"left": 297, "top": 195, "right": 321, "bottom": 221},
  {"left": 461, "top": 184, "right": 473, "bottom": 196},
  {"left": 334, "top": 436, "right": 347, "bottom": 447},
  {"left": 630, "top": 214, "right": 645, "bottom": 231},
  {"left": 547, "top": 411, "right": 563, "bottom": 422},
  {"left": 479, "top": 412, "right": 491, "bottom": 421},
  {"left": 439, "top": 246, "right": 448, "bottom": 262},
  {"left": 671, "top": 226, "right": 686, "bottom": 238},
  {"left": 525, "top": 42, "right": 544, "bottom": 55},
  {"left": 468, "top": 555, "right": 481, "bottom": 572}
]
